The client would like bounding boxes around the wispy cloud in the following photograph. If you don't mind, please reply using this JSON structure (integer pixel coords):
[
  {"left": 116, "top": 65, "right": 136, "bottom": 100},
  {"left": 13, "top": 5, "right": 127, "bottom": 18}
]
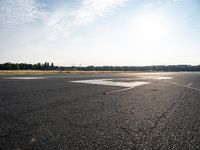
[
  {"left": 74, "top": 0, "right": 129, "bottom": 25},
  {"left": 0, "top": 0, "right": 129, "bottom": 40},
  {"left": 0, "top": 0, "right": 45, "bottom": 26},
  {"left": 144, "top": 0, "right": 184, "bottom": 8},
  {"left": 46, "top": 0, "right": 129, "bottom": 41}
]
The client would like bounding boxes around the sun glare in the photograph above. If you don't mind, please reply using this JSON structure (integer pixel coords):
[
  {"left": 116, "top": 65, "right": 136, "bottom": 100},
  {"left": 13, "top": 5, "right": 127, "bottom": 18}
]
[{"left": 134, "top": 13, "right": 172, "bottom": 40}]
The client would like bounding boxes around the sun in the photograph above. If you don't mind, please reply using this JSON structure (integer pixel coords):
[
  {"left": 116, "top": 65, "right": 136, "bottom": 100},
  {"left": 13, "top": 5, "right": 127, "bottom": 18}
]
[{"left": 134, "top": 13, "right": 172, "bottom": 40}]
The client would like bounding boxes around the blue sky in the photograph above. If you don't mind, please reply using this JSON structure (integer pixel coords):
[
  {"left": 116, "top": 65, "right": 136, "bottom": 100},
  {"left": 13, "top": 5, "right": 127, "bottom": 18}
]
[{"left": 0, "top": 0, "right": 199, "bottom": 66}]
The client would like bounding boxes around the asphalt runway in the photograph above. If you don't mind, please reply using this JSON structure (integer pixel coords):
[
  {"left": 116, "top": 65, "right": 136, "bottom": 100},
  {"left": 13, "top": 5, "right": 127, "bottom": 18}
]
[{"left": 1, "top": 72, "right": 200, "bottom": 150}]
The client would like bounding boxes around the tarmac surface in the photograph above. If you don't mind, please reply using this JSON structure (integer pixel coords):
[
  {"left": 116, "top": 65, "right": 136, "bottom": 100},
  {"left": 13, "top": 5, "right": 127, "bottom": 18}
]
[{"left": 0, "top": 72, "right": 200, "bottom": 150}]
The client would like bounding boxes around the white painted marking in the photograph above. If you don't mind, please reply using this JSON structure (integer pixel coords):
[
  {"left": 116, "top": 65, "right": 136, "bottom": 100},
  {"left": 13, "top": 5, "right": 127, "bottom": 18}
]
[
  {"left": 104, "top": 87, "right": 134, "bottom": 94},
  {"left": 5, "top": 77, "right": 48, "bottom": 80},
  {"left": 165, "top": 81, "right": 200, "bottom": 92},
  {"left": 187, "top": 83, "right": 193, "bottom": 87},
  {"left": 71, "top": 76, "right": 173, "bottom": 94},
  {"left": 71, "top": 79, "right": 150, "bottom": 88}
]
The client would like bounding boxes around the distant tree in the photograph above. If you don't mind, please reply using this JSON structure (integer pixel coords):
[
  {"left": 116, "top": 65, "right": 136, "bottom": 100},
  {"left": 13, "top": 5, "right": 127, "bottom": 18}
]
[
  {"left": 3, "top": 63, "right": 12, "bottom": 70},
  {"left": 16, "top": 64, "right": 20, "bottom": 70},
  {"left": 19, "top": 63, "right": 26, "bottom": 70},
  {"left": 50, "top": 62, "right": 54, "bottom": 70},
  {"left": 37, "top": 63, "right": 42, "bottom": 70},
  {"left": 43, "top": 62, "right": 49, "bottom": 70}
]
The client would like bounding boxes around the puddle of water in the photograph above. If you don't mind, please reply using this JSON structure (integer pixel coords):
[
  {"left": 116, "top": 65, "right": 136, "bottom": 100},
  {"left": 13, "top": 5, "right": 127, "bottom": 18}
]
[
  {"left": 71, "top": 79, "right": 150, "bottom": 88},
  {"left": 110, "top": 78, "right": 147, "bottom": 81},
  {"left": 5, "top": 77, "right": 48, "bottom": 80},
  {"left": 138, "top": 76, "right": 173, "bottom": 80}
]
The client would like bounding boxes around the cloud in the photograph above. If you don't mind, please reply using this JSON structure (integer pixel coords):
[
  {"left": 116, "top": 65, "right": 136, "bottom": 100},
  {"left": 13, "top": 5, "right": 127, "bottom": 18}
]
[
  {"left": 0, "top": 0, "right": 129, "bottom": 40},
  {"left": 0, "top": 0, "right": 45, "bottom": 26},
  {"left": 74, "top": 0, "right": 128, "bottom": 25},
  {"left": 45, "top": 0, "right": 129, "bottom": 41},
  {"left": 144, "top": 0, "right": 184, "bottom": 7}
]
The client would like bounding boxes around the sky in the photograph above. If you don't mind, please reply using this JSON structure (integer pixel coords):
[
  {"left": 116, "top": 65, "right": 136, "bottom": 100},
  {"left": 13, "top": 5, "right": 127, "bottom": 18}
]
[{"left": 0, "top": 0, "right": 200, "bottom": 66}]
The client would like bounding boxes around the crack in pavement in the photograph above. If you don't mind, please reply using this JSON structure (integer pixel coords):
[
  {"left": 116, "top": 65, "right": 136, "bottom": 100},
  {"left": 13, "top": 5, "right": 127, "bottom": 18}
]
[{"left": 137, "top": 93, "right": 186, "bottom": 149}]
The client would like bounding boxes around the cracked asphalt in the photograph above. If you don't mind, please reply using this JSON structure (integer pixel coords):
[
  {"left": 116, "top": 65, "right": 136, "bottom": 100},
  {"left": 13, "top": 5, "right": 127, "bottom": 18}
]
[{"left": 1, "top": 72, "right": 200, "bottom": 150}]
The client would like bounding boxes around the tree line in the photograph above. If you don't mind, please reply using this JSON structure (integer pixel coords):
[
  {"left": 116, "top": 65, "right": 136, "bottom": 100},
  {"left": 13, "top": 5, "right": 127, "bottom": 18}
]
[
  {"left": 0, "top": 62, "right": 55, "bottom": 70},
  {"left": 0, "top": 62, "right": 200, "bottom": 71}
]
